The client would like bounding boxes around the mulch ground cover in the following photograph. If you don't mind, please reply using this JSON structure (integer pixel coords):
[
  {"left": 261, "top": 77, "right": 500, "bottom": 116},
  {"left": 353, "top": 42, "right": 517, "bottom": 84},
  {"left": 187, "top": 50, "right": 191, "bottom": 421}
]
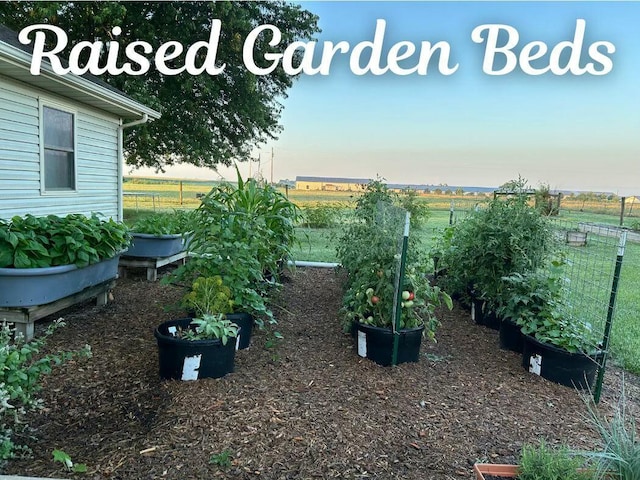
[{"left": 3, "top": 267, "right": 639, "bottom": 480}]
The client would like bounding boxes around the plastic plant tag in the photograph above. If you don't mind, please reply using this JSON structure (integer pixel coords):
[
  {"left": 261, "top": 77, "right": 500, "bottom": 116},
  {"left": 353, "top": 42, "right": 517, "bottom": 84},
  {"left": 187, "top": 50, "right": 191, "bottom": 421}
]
[
  {"left": 529, "top": 354, "right": 542, "bottom": 375},
  {"left": 168, "top": 326, "right": 177, "bottom": 336},
  {"left": 235, "top": 334, "right": 240, "bottom": 351},
  {"left": 181, "top": 354, "right": 202, "bottom": 381},
  {"left": 471, "top": 302, "right": 475, "bottom": 321},
  {"left": 357, "top": 330, "right": 367, "bottom": 358}
]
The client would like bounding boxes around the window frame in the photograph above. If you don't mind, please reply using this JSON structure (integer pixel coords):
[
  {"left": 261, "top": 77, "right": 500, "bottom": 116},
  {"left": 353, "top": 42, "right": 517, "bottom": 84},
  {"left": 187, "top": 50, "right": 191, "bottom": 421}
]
[{"left": 39, "top": 100, "right": 78, "bottom": 195}]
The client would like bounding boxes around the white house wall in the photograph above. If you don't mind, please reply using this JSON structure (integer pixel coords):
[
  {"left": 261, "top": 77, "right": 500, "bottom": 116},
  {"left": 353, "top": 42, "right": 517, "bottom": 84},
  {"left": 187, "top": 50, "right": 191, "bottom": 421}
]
[{"left": 0, "top": 76, "right": 120, "bottom": 220}]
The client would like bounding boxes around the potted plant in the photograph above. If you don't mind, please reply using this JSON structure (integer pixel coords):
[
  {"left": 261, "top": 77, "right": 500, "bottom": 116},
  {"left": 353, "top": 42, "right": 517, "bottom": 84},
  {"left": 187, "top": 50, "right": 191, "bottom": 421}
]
[
  {"left": 337, "top": 179, "right": 451, "bottom": 367},
  {"left": 154, "top": 276, "right": 240, "bottom": 380},
  {"left": 498, "top": 261, "right": 603, "bottom": 390},
  {"left": 343, "top": 261, "right": 452, "bottom": 366},
  {"left": 166, "top": 168, "right": 300, "bottom": 339},
  {"left": 437, "top": 178, "right": 555, "bottom": 329},
  {"left": 0, "top": 213, "right": 130, "bottom": 307},
  {"left": 125, "top": 210, "right": 193, "bottom": 258},
  {"left": 182, "top": 276, "right": 254, "bottom": 349},
  {"left": 495, "top": 261, "right": 566, "bottom": 354}
]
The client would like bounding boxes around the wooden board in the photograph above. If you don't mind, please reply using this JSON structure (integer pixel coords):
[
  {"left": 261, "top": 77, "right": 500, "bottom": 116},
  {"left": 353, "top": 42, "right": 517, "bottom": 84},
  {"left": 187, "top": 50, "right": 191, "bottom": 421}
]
[
  {"left": 118, "top": 251, "right": 188, "bottom": 281},
  {"left": 0, "top": 279, "right": 116, "bottom": 340}
]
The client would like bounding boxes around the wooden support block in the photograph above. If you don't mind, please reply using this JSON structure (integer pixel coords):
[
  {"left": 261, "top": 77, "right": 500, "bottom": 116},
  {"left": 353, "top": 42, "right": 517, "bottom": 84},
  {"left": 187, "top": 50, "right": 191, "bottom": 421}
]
[
  {"left": 118, "top": 251, "right": 188, "bottom": 282},
  {"left": 147, "top": 267, "right": 157, "bottom": 282},
  {"left": 0, "top": 280, "right": 116, "bottom": 341}
]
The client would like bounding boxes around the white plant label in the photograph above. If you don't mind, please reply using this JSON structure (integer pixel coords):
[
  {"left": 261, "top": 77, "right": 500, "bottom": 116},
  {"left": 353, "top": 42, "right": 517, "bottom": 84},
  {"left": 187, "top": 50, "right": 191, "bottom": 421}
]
[
  {"left": 168, "top": 326, "right": 177, "bottom": 336},
  {"left": 529, "top": 354, "right": 542, "bottom": 376},
  {"left": 471, "top": 302, "right": 475, "bottom": 321},
  {"left": 181, "top": 354, "right": 202, "bottom": 381},
  {"left": 235, "top": 335, "right": 241, "bottom": 351},
  {"left": 357, "top": 331, "right": 367, "bottom": 358}
]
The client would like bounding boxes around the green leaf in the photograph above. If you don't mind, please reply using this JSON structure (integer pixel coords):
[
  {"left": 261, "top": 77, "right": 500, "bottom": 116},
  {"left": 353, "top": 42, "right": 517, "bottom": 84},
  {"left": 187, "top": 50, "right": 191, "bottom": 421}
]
[{"left": 52, "top": 449, "right": 73, "bottom": 469}]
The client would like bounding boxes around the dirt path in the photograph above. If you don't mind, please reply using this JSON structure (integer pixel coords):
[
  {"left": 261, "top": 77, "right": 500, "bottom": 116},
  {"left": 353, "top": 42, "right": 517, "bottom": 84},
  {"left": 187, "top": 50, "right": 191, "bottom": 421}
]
[{"left": 3, "top": 267, "right": 638, "bottom": 479}]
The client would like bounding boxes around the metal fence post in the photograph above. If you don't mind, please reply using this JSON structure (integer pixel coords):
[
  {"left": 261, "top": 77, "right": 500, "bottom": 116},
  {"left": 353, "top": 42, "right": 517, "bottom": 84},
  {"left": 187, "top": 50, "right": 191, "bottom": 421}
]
[
  {"left": 593, "top": 230, "right": 627, "bottom": 403},
  {"left": 392, "top": 212, "right": 411, "bottom": 366}
]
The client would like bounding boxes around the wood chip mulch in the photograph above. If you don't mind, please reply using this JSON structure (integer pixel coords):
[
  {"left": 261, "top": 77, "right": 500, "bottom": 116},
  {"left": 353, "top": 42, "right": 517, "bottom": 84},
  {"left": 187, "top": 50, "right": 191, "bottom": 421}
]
[{"left": 3, "top": 267, "right": 639, "bottom": 480}]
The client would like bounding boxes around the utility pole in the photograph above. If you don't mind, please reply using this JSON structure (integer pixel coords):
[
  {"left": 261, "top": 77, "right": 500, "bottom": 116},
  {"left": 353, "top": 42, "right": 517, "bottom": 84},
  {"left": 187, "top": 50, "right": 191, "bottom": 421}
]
[{"left": 270, "top": 148, "right": 274, "bottom": 185}]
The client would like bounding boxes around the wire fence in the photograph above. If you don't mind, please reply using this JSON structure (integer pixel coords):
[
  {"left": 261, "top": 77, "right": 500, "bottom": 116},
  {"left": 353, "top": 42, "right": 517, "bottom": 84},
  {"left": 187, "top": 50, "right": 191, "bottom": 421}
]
[{"left": 551, "top": 221, "right": 622, "bottom": 344}]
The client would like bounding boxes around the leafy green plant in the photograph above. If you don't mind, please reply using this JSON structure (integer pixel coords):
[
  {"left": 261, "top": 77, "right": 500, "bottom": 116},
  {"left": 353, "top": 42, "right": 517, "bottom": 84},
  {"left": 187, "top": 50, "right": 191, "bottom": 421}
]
[
  {"left": 130, "top": 210, "right": 194, "bottom": 236},
  {"left": 0, "top": 320, "right": 91, "bottom": 460},
  {"left": 438, "top": 178, "right": 555, "bottom": 310},
  {"left": 52, "top": 449, "right": 87, "bottom": 473},
  {"left": 518, "top": 440, "right": 592, "bottom": 480},
  {"left": 209, "top": 450, "right": 233, "bottom": 469},
  {"left": 179, "top": 276, "right": 239, "bottom": 345},
  {"left": 0, "top": 214, "right": 130, "bottom": 268},
  {"left": 499, "top": 261, "right": 597, "bottom": 353},
  {"left": 182, "top": 314, "right": 239, "bottom": 345}
]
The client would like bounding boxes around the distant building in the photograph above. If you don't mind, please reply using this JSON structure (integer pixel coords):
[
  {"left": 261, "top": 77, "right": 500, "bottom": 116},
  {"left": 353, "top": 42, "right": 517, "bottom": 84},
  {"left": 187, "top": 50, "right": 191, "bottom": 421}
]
[
  {"left": 294, "top": 176, "right": 497, "bottom": 195},
  {"left": 295, "top": 176, "right": 370, "bottom": 191}
]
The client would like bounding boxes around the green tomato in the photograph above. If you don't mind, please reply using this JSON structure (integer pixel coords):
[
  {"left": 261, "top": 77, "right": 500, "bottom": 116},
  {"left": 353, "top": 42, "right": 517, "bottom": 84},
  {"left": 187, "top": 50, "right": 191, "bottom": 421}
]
[{"left": 401, "top": 291, "right": 410, "bottom": 300}]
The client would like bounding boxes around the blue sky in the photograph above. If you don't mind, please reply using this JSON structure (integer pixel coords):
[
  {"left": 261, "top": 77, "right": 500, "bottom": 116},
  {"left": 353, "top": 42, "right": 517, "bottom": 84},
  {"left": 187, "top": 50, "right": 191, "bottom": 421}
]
[{"left": 134, "top": 1, "right": 640, "bottom": 195}]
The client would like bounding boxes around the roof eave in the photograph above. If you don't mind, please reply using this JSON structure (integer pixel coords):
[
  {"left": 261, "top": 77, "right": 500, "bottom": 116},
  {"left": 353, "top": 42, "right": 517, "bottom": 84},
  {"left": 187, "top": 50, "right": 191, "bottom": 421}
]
[{"left": 0, "top": 41, "right": 160, "bottom": 121}]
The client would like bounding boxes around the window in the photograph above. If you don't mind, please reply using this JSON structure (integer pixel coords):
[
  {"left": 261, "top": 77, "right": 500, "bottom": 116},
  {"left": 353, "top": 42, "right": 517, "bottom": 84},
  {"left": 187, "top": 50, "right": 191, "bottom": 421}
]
[{"left": 43, "top": 106, "right": 75, "bottom": 191}]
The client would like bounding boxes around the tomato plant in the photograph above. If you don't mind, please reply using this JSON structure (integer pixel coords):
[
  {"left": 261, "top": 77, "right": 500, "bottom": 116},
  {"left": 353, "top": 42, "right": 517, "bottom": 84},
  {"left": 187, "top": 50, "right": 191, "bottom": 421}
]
[{"left": 337, "top": 179, "right": 451, "bottom": 338}]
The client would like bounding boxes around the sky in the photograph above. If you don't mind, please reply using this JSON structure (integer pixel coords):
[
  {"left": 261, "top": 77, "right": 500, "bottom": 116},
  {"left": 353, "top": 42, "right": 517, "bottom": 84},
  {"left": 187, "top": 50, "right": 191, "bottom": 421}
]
[{"left": 131, "top": 1, "right": 640, "bottom": 195}]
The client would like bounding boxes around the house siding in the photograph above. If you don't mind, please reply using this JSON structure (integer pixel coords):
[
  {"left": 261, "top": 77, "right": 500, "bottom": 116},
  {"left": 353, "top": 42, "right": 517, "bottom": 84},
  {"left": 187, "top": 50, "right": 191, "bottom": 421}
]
[{"left": 0, "top": 77, "right": 120, "bottom": 220}]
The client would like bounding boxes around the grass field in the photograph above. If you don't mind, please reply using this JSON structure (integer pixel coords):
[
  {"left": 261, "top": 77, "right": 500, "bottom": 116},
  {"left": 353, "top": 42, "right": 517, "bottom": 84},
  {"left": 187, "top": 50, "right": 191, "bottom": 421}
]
[{"left": 123, "top": 179, "right": 640, "bottom": 374}]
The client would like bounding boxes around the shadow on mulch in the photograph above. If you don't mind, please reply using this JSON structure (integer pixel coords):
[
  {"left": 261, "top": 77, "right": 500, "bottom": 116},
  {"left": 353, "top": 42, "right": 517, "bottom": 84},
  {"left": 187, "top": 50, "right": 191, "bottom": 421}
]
[{"left": 3, "top": 267, "right": 639, "bottom": 480}]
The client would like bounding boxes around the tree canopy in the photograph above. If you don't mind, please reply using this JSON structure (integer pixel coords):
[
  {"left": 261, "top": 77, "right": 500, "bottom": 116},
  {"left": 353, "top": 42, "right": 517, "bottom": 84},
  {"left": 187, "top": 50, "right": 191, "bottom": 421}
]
[{"left": 0, "top": 1, "right": 320, "bottom": 170}]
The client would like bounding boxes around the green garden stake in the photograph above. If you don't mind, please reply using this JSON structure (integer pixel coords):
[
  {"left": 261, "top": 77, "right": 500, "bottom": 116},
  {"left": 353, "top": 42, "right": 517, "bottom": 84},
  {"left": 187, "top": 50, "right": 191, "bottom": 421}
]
[
  {"left": 392, "top": 212, "right": 411, "bottom": 366},
  {"left": 594, "top": 230, "right": 627, "bottom": 404}
]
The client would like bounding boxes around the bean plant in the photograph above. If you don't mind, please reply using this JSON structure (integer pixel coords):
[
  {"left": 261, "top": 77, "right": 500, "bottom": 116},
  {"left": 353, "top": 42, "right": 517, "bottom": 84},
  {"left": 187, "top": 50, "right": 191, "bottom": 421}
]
[
  {"left": 130, "top": 210, "right": 194, "bottom": 236},
  {"left": 0, "top": 214, "right": 130, "bottom": 269}
]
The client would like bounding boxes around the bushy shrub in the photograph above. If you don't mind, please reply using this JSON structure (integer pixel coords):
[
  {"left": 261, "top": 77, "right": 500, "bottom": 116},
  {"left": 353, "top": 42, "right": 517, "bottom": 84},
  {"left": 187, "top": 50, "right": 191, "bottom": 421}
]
[{"left": 301, "top": 204, "right": 342, "bottom": 228}]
